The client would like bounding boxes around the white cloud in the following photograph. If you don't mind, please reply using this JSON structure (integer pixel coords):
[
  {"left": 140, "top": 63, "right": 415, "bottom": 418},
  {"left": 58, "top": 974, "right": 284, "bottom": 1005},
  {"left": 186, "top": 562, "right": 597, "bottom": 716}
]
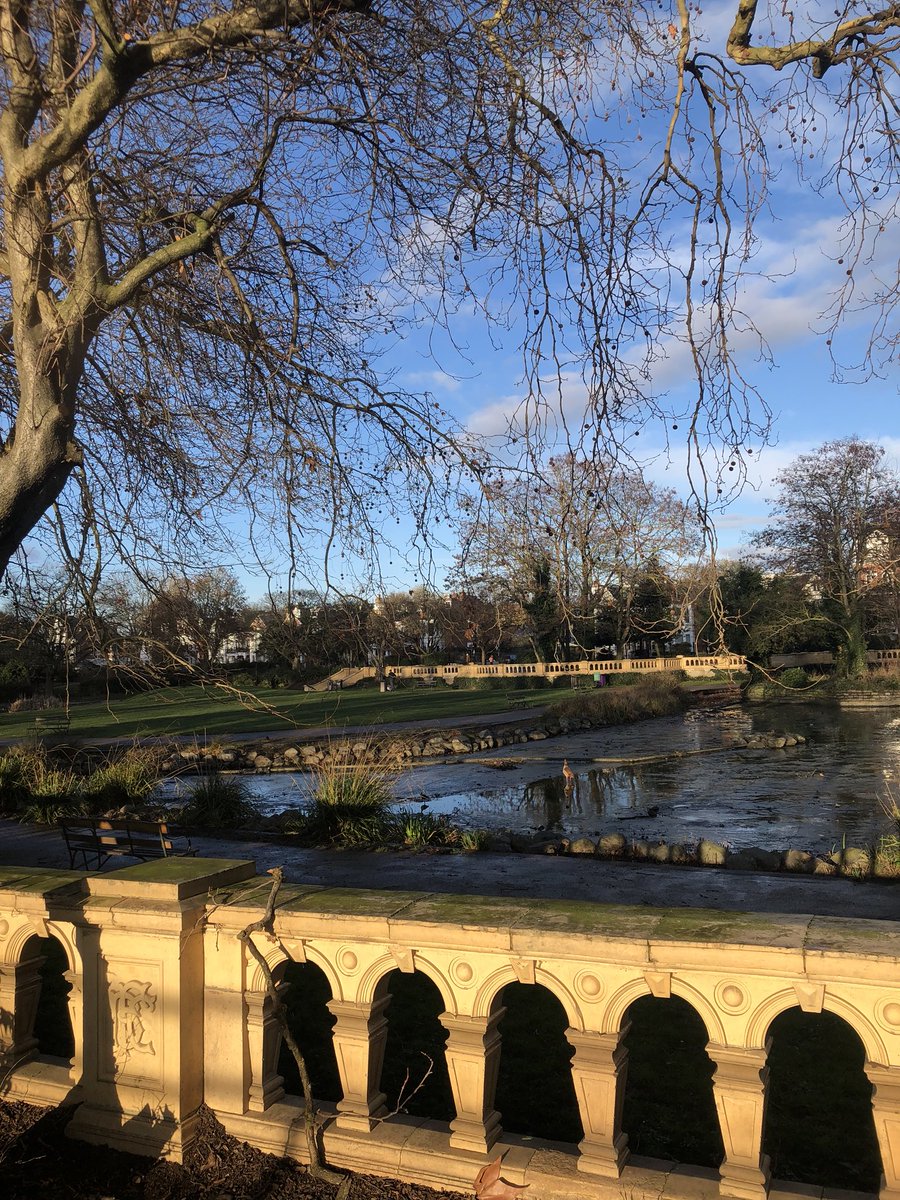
[{"left": 405, "top": 369, "right": 464, "bottom": 394}]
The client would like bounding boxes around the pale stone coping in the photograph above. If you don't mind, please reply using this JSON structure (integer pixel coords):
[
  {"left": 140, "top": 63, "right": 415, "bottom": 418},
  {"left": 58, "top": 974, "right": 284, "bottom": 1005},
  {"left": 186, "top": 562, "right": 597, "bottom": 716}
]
[
  {"left": 85, "top": 857, "right": 257, "bottom": 900},
  {"left": 208, "top": 876, "right": 900, "bottom": 964},
  {"left": 0, "top": 866, "right": 84, "bottom": 897}
]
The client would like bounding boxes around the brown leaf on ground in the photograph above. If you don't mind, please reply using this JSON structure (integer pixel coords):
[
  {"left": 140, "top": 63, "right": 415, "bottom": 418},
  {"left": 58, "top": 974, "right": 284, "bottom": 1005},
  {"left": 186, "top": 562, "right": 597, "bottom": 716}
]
[{"left": 473, "top": 1157, "right": 529, "bottom": 1199}]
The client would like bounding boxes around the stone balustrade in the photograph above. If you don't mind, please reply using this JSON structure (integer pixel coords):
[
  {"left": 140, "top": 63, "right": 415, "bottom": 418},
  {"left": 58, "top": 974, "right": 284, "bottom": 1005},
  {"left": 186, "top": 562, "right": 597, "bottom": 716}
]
[
  {"left": 319, "top": 652, "right": 747, "bottom": 689},
  {"left": 1, "top": 858, "right": 898, "bottom": 1200}
]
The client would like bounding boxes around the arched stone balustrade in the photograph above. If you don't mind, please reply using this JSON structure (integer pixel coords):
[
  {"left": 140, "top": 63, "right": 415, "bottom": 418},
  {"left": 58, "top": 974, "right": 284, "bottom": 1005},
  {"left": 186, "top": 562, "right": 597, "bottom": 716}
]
[
  {"left": 1, "top": 861, "right": 898, "bottom": 1200},
  {"left": 0, "top": 880, "right": 83, "bottom": 1106}
]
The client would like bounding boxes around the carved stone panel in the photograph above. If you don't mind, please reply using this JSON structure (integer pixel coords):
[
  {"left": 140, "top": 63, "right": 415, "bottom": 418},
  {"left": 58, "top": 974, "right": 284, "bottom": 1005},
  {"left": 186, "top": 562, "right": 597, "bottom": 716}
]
[{"left": 100, "top": 962, "right": 162, "bottom": 1085}]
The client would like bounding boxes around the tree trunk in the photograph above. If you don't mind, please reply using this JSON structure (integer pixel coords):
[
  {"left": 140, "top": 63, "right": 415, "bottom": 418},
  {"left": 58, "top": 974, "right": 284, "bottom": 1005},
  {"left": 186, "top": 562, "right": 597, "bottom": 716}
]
[
  {"left": 835, "top": 613, "right": 868, "bottom": 678},
  {"left": 0, "top": 371, "right": 80, "bottom": 575}
]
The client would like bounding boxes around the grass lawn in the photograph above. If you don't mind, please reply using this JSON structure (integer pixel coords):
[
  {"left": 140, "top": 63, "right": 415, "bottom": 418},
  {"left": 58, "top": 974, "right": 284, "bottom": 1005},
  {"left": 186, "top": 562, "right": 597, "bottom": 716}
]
[{"left": 0, "top": 682, "right": 551, "bottom": 741}]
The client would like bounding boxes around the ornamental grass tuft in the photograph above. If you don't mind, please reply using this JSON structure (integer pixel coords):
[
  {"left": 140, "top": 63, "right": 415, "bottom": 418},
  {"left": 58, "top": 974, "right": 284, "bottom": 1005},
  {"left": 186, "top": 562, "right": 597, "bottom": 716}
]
[{"left": 179, "top": 771, "right": 259, "bottom": 828}]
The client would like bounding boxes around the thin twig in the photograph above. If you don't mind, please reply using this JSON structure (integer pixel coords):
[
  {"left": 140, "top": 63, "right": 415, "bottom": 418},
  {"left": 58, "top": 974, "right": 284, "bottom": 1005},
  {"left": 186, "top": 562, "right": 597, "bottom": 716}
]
[{"left": 236, "top": 867, "right": 350, "bottom": 1195}]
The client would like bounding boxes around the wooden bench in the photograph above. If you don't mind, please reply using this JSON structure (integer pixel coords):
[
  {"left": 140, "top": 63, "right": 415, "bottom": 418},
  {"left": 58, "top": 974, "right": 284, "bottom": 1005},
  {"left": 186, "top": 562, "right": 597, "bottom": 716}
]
[
  {"left": 59, "top": 819, "right": 197, "bottom": 870},
  {"left": 29, "top": 713, "right": 71, "bottom": 738}
]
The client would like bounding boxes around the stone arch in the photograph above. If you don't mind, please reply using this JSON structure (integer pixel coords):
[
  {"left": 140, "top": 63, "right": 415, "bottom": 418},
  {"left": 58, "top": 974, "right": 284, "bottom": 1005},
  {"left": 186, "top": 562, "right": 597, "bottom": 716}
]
[
  {"left": 42, "top": 920, "right": 81, "bottom": 976},
  {"left": 246, "top": 942, "right": 290, "bottom": 995},
  {"left": 473, "top": 966, "right": 582, "bottom": 1028},
  {"left": 762, "top": 1001, "right": 881, "bottom": 1192},
  {"left": 620, "top": 991, "right": 724, "bottom": 1169},
  {"left": 275, "top": 958, "right": 342, "bottom": 1105},
  {"left": 535, "top": 969, "right": 583, "bottom": 1030},
  {"left": 605, "top": 976, "right": 653, "bottom": 1032},
  {"left": 1, "top": 915, "right": 47, "bottom": 966},
  {"left": 747, "top": 988, "right": 889, "bottom": 1064},
  {"left": 671, "top": 979, "right": 727, "bottom": 1046},
  {"left": 823, "top": 994, "right": 889, "bottom": 1066},
  {"left": 474, "top": 966, "right": 520, "bottom": 1020},
  {"left": 493, "top": 977, "right": 583, "bottom": 1146},
  {"left": 375, "top": 962, "right": 455, "bottom": 1123},
  {"left": 294, "top": 945, "right": 343, "bottom": 1004},
  {"left": 359, "top": 954, "right": 455, "bottom": 1015}
]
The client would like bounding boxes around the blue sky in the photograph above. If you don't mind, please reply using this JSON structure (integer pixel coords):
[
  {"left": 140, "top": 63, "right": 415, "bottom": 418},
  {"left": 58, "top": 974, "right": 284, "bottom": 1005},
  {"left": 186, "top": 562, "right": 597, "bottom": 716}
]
[
  {"left": 48, "top": 0, "right": 895, "bottom": 605},
  {"left": 353, "top": 1, "right": 900, "bottom": 587}
]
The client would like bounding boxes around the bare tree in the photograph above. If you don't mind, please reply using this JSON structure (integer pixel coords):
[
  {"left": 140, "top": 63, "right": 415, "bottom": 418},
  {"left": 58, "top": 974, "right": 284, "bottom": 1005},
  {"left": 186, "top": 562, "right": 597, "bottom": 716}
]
[
  {"left": 726, "top": 1, "right": 900, "bottom": 373},
  {"left": 454, "top": 454, "right": 702, "bottom": 659},
  {"left": 0, "top": 0, "right": 782, "bottom": 599},
  {"left": 144, "top": 568, "right": 247, "bottom": 668},
  {"left": 754, "top": 437, "right": 900, "bottom": 676}
]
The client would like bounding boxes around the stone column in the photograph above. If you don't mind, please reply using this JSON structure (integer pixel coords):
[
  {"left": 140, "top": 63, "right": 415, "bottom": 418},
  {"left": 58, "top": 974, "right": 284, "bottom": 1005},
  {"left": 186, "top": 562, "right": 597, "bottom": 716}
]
[
  {"left": 707, "top": 1042, "right": 771, "bottom": 1200},
  {"left": 0, "top": 940, "right": 44, "bottom": 1067},
  {"left": 564, "top": 1025, "right": 629, "bottom": 1177},
  {"left": 63, "top": 963, "right": 85, "bottom": 1085},
  {"left": 865, "top": 1062, "right": 900, "bottom": 1200},
  {"left": 203, "top": 923, "right": 251, "bottom": 1116},
  {"left": 66, "top": 859, "right": 256, "bottom": 1162},
  {"left": 440, "top": 1009, "right": 504, "bottom": 1155},
  {"left": 327, "top": 997, "right": 390, "bottom": 1131},
  {"left": 246, "top": 983, "right": 287, "bottom": 1112}
]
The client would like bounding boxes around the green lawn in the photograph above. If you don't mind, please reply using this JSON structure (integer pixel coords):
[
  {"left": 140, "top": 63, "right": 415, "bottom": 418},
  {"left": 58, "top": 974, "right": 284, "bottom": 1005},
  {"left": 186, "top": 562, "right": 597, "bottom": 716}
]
[{"left": 0, "top": 682, "right": 550, "bottom": 741}]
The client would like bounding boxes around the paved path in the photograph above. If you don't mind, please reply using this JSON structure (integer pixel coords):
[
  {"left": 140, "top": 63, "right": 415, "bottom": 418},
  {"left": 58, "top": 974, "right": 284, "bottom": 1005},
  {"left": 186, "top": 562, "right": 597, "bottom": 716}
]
[{"left": 2, "top": 820, "right": 896, "bottom": 921}]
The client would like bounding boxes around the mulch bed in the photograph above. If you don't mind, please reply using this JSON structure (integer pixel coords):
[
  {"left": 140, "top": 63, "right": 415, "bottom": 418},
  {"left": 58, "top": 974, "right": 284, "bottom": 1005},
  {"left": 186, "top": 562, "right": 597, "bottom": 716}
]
[{"left": 0, "top": 1102, "right": 467, "bottom": 1200}]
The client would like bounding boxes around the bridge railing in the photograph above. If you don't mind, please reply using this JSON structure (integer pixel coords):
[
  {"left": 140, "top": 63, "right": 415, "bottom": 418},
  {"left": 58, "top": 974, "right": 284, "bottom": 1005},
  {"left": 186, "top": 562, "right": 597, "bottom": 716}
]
[
  {"left": 319, "top": 653, "right": 746, "bottom": 690},
  {"left": 1, "top": 859, "right": 896, "bottom": 1200}
]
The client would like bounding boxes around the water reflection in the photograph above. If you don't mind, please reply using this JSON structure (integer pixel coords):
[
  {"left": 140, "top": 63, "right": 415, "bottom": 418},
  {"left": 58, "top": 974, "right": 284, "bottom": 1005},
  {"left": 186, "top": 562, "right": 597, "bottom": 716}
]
[
  {"left": 184, "top": 702, "right": 900, "bottom": 853},
  {"left": 417, "top": 703, "right": 898, "bottom": 851}
]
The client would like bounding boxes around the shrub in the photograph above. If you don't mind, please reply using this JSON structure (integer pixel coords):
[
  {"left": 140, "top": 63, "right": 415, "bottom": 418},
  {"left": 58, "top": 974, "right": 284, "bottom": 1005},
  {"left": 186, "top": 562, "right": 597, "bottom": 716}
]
[
  {"left": 21, "top": 794, "right": 90, "bottom": 825},
  {"left": 83, "top": 747, "right": 166, "bottom": 805},
  {"left": 8, "top": 694, "right": 64, "bottom": 713},
  {"left": 778, "top": 667, "right": 811, "bottom": 689},
  {"left": 0, "top": 752, "right": 30, "bottom": 813},
  {"left": 548, "top": 671, "right": 684, "bottom": 725},
  {"left": 179, "top": 772, "right": 259, "bottom": 828},
  {"left": 287, "top": 801, "right": 392, "bottom": 847},
  {"left": 392, "top": 809, "right": 455, "bottom": 849},
  {"left": 459, "top": 828, "right": 490, "bottom": 852},
  {"left": 456, "top": 674, "right": 548, "bottom": 691},
  {"left": 877, "top": 788, "right": 900, "bottom": 876}
]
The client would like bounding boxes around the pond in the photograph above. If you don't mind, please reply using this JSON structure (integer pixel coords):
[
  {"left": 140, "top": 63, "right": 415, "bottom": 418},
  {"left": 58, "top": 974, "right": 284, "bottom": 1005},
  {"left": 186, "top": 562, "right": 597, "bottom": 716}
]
[{"left": 171, "top": 702, "right": 900, "bottom": 853}]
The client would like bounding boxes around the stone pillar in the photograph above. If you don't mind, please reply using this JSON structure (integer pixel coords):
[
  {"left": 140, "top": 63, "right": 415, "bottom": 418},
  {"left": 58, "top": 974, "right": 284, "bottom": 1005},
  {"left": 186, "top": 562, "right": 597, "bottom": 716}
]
[
  {"left": 707, "top": 1042, "right": 771, "bottom": 1200},
  {"left": 203, "top": 923, "right": 251, "bottom": 1116},
  {"left": 327, "top": 997, "right": 390, "bottom": 1132},
  {"left": 440, "top": 1009, "right": 504, "bottom": 1155},
  {"left": 63, "top": 964, "right": 85, "bottom": 1085},
  {"left": 564, "top": 1025, "right": 629, "bottom": 1177},
  {"left": 246, "top": 983, "right": 287, "bottom": 1112},
  {"left": 865, "top": 1062, "right": 900, "bottom": 1200},
  {"left": 66, "top": 859, "right": 256, "bottom": 1162},
  {"left": 0, "top": 940, "right": 44, "bottom": 1067}
]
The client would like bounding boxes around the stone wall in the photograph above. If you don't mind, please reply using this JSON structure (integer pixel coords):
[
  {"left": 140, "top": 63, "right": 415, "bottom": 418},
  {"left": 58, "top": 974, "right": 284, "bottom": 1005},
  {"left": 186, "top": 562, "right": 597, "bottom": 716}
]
[{"left": 1, "top": 859, "right": 899, "bottom": 1200}]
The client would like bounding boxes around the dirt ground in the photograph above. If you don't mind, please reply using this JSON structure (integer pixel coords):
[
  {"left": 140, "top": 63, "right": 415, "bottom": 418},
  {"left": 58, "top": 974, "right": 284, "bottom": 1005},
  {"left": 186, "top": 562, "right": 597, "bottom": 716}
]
[{"left": 0, "top": 1101, "right": 467, "bottom": 1200}]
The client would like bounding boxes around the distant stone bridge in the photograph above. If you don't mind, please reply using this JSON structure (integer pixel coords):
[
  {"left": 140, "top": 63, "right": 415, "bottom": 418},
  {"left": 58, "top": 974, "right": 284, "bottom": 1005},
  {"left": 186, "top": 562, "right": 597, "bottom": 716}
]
[{"left": 312, "top": 653, "right": 747, "bottom": 691}]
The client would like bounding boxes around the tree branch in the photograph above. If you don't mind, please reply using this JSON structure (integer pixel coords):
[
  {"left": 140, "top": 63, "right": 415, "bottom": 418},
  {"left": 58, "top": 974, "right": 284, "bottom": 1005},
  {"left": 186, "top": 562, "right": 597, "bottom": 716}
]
[
  {"left": 13, "top": 0, "right": 370, "bottom": 188},
  {"left": 727, "top": 2, "right": 900, "bottom": 75}
]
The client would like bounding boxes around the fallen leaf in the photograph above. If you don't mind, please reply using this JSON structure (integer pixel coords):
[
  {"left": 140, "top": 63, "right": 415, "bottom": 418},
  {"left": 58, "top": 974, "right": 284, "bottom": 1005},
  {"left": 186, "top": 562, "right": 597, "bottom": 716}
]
[{"left": 473, "top": 1156, "right": 529, "bottom": 1199}]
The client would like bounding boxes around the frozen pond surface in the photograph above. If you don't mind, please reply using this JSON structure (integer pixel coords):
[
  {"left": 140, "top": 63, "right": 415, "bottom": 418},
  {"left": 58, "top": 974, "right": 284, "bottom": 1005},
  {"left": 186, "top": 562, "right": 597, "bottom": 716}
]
[{"left": 167, "top": 702, "right": 900, "bottom": 852}]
